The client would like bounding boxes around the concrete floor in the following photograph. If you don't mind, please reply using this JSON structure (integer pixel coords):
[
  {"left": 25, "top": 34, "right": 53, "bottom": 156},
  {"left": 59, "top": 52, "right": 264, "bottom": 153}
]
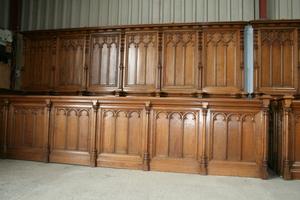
[{"left": 0, "top": 160, "right": 300, "bottom": 200}]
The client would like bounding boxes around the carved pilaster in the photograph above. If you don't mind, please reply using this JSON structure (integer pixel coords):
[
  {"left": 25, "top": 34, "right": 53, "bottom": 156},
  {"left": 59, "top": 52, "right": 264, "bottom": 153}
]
[
  {"left": 143, "top": 102, "right": 151, "bottom": 171},
  {"left": 156, "top": 30, "right": 163, "bottom": 96},
  {"left": 200, "top": 102, "right": 208, "bottom": 175},
  {"left": 260, "top": 95, "right": 272, "bottom": 179},
  {"left": 198, "top": 31, "right": 203, "bottom": 92},
  {"left": 282, "top": 96, "right": 294, "bottom": 180},
  {"left": 90, "top": 100, "right": 99, "bottom": 167},
  {"left": 44, "top": 100, "right": 52, "bottom": 163},
  {"left": 117, "top": 31, "right": 126, "bottom": 96}
]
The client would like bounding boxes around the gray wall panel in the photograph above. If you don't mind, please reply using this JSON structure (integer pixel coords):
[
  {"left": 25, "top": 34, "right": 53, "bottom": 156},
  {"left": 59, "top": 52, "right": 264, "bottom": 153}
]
[
  {"left": 268, "top": 0, "right": 300, "bottom": 19},
  {"left": 20, "top": 0, "right": 261, "bottom": 31}
]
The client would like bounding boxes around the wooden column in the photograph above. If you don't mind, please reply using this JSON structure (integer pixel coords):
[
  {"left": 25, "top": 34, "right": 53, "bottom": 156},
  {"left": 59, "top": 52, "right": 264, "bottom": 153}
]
[
  {"left": 261, "top": 95, "right": 271, "bottom": 179},
  {"left": 44, "top": 99, "right": 52, "bottom": 162},
  {"left": 197, "top": 31, "right": 204, "bottom": 97},
  {"left": 117, "top": 31, "right": 126, "bottom": 96},
  {"left": 143, "top": 102, "right": 151, "bottom": 171},
  {"left": 282, "top": 96, "right": 294, "bottom": 180},
  {"left": 90, "top": 100, "right": 99, "bottom": 167},
  {"left": 200, "top": 102, "right": 208, "bottom": 175},
  {"left": 157, "top": 30, "right": 163, "bottom": 96}
]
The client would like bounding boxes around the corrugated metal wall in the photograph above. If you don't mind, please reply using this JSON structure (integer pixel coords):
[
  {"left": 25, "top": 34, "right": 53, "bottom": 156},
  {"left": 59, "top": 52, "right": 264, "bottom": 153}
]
[
  {"left": 2, "top": 0, "right": 300, "bottom": 31},
  {"left": 268, "top": 0, "right": 300, "bottom": 19},
  {"left": 0, "top": 0, "right": 10, "bottom": 29},
  {"left": 20, "top": 0, "right": 260, "bottom": 31}
]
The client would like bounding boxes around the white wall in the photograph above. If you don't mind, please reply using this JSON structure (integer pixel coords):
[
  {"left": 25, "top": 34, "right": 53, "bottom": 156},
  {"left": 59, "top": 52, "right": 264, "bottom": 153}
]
[
  {"left": 21, "top": 0, "right": 260, "bottom": 31},
  {"left": 268, "top": 0, "right": 300, "bottom": 19},
  {"left": 0, "top": 0, "right": 10, "bottom": 29}
]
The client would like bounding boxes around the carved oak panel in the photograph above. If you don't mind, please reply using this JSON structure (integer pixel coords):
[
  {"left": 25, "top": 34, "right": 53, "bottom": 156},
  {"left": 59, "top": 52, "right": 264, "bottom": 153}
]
[
  {"left": 161, "top": 31, "right": 199, "bottom": 94},
  {"left": 22, "top": 37, "right": 56, "bottom": 91},
  {"left": 97, "top": 104, "right": 146, "bottom": 169},
  {"left": 124, "top": 32, "right": 158, "bottom": 94},
  {"left": 55, "top": 35, "right": 86, "bottom": 91},
  {"left": 203, "top": 29, "right": 243, "bottom": 95},
  {"left": 255, "top": 28, "right": 298, "bottom": 95},
  {"left": 50, "top": 102, "right": 95, "bottom": 165},
  {"left": 208, "top": 112, "right": 258, "bottom": 162},
  {"left": 206, "top": 107, "right": 265, "bottom": 178},
  {"left": 150, "top": 108, "right": 200, "bottom": 173},
  {"left": 7, "top": 101, "right": 49, "bottom": 161},
  {"left": 88, "top": 33, "right": 120, "bottom": 93}
]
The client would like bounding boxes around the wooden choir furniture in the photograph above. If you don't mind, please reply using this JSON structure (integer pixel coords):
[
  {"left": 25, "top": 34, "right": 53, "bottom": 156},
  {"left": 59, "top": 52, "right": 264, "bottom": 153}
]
[
  {"left": 0, "top": 20, "right": 300, "bottom": 179},
  {"left": 0, "top": 96, "right": 271, "bottom": 178},
  {"left": 20, "top": 22, "right": 246, "bottom": 97}
]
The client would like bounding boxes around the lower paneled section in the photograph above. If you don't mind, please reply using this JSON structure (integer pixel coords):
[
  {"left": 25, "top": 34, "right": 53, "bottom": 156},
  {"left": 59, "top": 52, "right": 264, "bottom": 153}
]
[{"left": 0, "top": 95, "right": 271, "bottom": 179}]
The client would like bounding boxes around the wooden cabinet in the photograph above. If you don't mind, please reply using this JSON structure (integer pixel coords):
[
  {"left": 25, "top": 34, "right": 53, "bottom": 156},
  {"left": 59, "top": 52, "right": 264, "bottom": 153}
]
[
  {"left": 21, "top": 35, "right": 56, "bottom": 91},
  {"left": 49, "top": 100, "right": 96, "bottom": 166},
  {"left": 202, "top": 25, "right": 244, "bottom": 96},
  {"left": 253, "top": 21, "right": 299, "bottom": 96},
  {"left": 10, "top": 21, "right": 300, "bottom": 179},
  {"left": 55, "top": 35, "right": 87, "bottom": 92},
  {"left": 124, "top": 32, "right": 159, "bottom": 95},
  {"left": 88, "top": 33, "right": 120, "bottom": 94},
  {"left": 6, "top": 99, "right": 50, "bottom": 161}
]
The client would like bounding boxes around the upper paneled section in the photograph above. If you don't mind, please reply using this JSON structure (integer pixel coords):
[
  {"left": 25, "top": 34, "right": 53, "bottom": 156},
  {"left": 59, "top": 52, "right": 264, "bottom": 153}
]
[{"left": 21, "top": 0, "right": 258, "bottom": 31}]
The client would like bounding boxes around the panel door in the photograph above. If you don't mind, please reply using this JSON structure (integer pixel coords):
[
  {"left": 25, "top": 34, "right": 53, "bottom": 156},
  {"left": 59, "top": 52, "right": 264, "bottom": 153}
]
[
  {"left": 50, "top": 101, "right": 95, "bottom": 165},
  {"left": 55, "top": 35, "right": 86, "bottom": 92},
  {"left": 6, "top": 100, "right": 49, "bottom": 161},
  {"left": 88, "top": 33, "right": 120, "bottom": 93},
  {"left": 124, "top": 31, "right": 158, "bottom": 94},
  {"left": 207, "top": 108, "right": 262, "bottom": 177},
  {"left": 255, "top": 28, "right": 298, "bottom": 95},
  {"left": 97, "top": 104, "right": 146, "bottom": 169},
  {"left": 203, "top": 29, "right": 243, "bottom": 95},
  {"left": 150, "top": 108, "right": 201, "bottom": 173},
  {"left": 22, "top": 36, "right": 55, "bottom": 91},
  {"left": 161, "top": 31, "right": 199, "bottom": 95}
]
